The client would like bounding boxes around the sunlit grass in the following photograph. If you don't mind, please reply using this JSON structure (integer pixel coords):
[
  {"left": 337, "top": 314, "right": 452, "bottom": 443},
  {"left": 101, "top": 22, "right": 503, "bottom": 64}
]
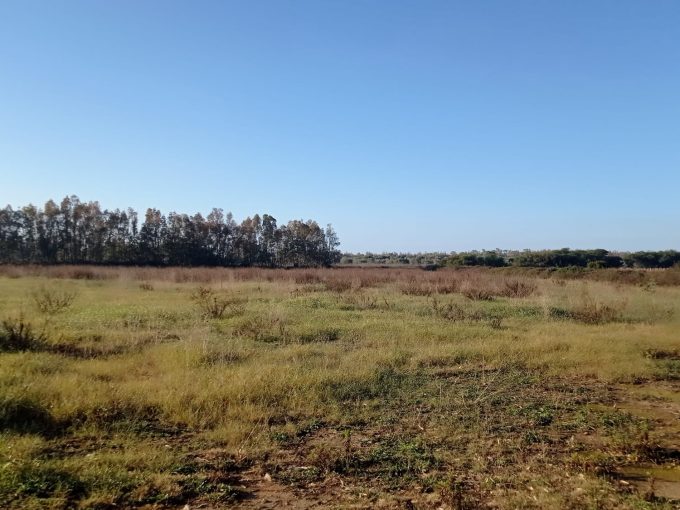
[{"left": 1, "top": 268, "right": 679, "bottom": 508}]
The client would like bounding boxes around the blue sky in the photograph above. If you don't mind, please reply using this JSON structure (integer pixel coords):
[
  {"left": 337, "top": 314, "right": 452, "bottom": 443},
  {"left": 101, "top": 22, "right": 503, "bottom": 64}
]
[{"left": 1, "top": 1, "right": 679, "bottom": 252}]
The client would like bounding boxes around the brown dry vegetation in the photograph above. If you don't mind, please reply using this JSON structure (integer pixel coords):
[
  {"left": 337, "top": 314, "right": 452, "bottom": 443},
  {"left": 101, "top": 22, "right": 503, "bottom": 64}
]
[{"left": 1, "top": 265, "right": 679, "bottom": 509}]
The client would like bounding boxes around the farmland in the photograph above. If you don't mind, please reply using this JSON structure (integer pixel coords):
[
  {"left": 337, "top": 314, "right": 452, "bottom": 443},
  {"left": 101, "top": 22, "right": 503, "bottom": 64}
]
[{"left": 1, "top": 266, "right": 679, "bottom": 509}]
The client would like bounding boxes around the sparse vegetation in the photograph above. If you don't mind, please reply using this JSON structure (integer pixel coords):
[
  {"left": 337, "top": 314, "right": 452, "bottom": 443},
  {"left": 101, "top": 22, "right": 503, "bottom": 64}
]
[{"left": 1, "top": 266, "right": 679, "bottom": 508}]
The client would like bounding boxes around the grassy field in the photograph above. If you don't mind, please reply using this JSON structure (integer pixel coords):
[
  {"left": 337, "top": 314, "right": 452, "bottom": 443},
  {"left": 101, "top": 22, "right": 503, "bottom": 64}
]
[{"left": 1, "top": 266, "right": 679, "bottom": 509}]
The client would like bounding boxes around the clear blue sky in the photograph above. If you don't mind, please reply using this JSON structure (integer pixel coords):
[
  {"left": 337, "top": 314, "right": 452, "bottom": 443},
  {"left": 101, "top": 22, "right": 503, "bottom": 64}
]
[{"left": 1, "top": 1, "right": 679, "bottom": 252}]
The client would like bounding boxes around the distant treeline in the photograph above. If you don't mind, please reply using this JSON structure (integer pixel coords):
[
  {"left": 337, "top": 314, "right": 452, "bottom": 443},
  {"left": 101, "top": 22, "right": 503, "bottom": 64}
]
[
  {"left": 343, "top": 249, "right": 680, "bottom": 269},
  {"left": 0, "top": 196, "right": 341, "bottom": 267},
  {"left": 340, "top": 252, "right": 449, "bottom": 266}
]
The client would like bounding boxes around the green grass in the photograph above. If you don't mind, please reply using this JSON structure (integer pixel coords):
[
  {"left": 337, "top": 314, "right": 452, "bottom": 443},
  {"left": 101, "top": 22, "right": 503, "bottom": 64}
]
[{"left": 1, "top": 268, "right": 679, "bottom": 508}]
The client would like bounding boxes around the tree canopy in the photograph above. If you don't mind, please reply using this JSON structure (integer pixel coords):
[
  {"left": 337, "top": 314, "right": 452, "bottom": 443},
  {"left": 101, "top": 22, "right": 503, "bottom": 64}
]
[{"left": 0, "top": 196, "right": 341, "bottom": 267}]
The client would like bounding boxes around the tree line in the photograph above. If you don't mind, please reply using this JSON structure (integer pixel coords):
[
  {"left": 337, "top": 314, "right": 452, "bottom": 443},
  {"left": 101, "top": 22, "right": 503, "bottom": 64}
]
[
  {"left": 342, "top": 249, "right": 680, "bottom": 269},
  {"left": 443, "top": 249, "right": 680, "bottom": 269},
  {"left": 0, "top": 196, "right": 341, "bottom": 267}
]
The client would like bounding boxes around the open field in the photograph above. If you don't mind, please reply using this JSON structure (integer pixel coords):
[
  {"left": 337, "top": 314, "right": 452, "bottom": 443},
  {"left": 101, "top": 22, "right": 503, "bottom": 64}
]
[{"left": 1, "top": 266, "right": 679, "bottom": 509}]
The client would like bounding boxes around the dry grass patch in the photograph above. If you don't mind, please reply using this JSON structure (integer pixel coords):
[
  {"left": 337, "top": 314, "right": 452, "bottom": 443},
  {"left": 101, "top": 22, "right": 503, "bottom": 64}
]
[{"left": 1, "top": 269, "right": 679, "bottom": 508}]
